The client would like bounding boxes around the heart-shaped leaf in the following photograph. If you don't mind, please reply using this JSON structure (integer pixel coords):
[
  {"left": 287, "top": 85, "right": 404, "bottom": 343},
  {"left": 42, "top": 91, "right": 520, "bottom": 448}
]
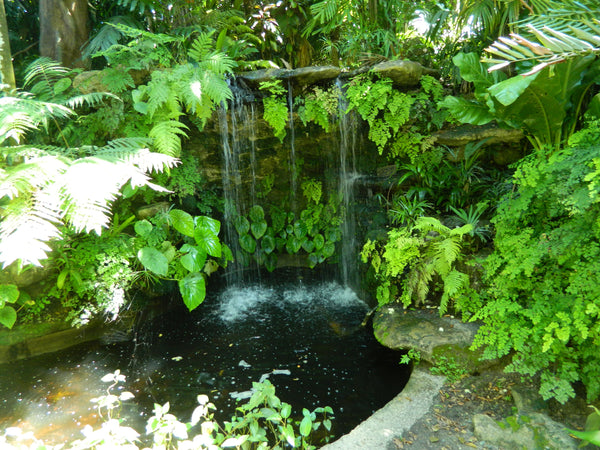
[
  {"left": 239, "top": 234, "right": 257, "bottom": 253},
  {"left": 251, "top": 220, "right": 267, "bottom": 239},
  {"left": 179, "top": 273, "right": 206, "bottom": 311},
  {"left": 138, "top": 247, "right": 169, "bottom": 276},
  {"left": 234, "top": 216, "right": 250, "bottom": 235},
  {"left": 169, "top": 209, "right": 195, "bottom": 237}
]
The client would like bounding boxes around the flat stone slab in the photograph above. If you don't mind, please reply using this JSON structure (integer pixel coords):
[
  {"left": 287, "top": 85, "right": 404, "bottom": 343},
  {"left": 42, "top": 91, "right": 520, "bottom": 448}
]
[
  {"left": 322, "top": 368, "right": 445, "bottom": 450},
  {"left": 237, "top": 65, "right": 341, "bottom": 87}
]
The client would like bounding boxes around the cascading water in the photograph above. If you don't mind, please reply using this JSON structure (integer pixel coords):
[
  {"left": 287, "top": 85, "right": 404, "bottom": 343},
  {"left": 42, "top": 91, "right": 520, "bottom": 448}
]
[{"left": 336, "top": 79, "right": 361, "bottom": 288}]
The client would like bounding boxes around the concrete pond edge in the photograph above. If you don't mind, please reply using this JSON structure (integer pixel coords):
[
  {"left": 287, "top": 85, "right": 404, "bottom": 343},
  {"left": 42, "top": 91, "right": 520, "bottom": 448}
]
[{"left": 322, "top": 368, "right": 445, "bottom": 450}]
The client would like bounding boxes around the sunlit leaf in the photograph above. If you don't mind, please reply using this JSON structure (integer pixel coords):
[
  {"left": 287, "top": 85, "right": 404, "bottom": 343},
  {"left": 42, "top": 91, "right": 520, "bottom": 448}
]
[
  {"left": 179, "top": 272, "right": 206, "bottom": 311},
  {"left": 170, "top": 209, "right": 195, "bottom": 237}
]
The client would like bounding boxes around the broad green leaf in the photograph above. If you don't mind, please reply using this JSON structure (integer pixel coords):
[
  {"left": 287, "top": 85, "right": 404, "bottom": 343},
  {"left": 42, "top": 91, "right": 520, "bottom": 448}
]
[
  {"left": 261, "top": 235, "right": 276, "bottom": 254},
  {"left": 0, "top": 306, "right": 16, "bottom": 328},
  {"left": 221, "top": 244, "right": 234, "bottom": 263},
  {"left": 249, "top": 205, "right": 265, "bottom": 222},
  {"left": 234, "top": 216, "right": 250, "bottom": 235},
  {"left": 302, "top": 239, "right": 315, "bottom": 253},
  {"left": 251, "top": 220, "right": 268, "bottom": 239},
  {"left": 134, "top": 220, "right": 153, "bottom": 237},
  {"left": 179, "top": 273, "right": 206, "bottom": 311},
  {"left": 194, "top": 227, "right": 221, "bottom": 258},
  {"left": 138, "top": 247, "right": 169, "bottom": 276},
  {"left": 299, "top": 416, "right": 312, "bottom": 437},
  {"left": 282, "top": 423, "right": 295, "bottom": 447},
  {"left": 322, "top": 242, "right": 335, "bottom": 258},
  {"left": 280, "top": 402, "right": 292, "bottom": 419},
  {"left": 453, "top": 52, "right": 506, "bottom": 90},
  {"left": 180, "top": 245, "right": 207, "bottom": 272},
  {"left": 134, "top": 101, "right": 149, "bottom": 114},
  {"left": 286, "top": 236, "right": 302, "bottom": 254},
  {"left": 169, "top": 209, "right": 195, "bottom": 237},
  {"left": 326, "top": 228, "right": 342, "bottom": 242},
  {"left": 307, "top": 253, "right": 319, "bottom": 268},
  {"left": 567, "top": 428, "right": 600, "bottom": 445},
  {"left": 488, "top": 72, "right": 539, "bottom": 106},
  {"left": 0, "top": 284, "right": 19, "bottom": 305},
  {"left": 239, "top": 234, "right": 257, "bottom": 253},
  {"left": 293, "top": 221, "right": 308, "bottom": 238},
  {"left": 438, "top": 96, "right": 494, "bottom": 125},
  {"left": 313, "top": 234, "right": 325, "bottom": 250},
  {"left": 194, "top": 216, "right": 221, "bottom": 235}
]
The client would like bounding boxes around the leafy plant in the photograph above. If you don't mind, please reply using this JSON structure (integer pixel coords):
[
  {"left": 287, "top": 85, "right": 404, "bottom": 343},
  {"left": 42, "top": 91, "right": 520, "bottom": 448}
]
[
  {"left": 361, "top": 216, "right": 473, "bottom": 314},
  {"left": 440, "top": 51, "right": 600, "bottom": 152},
  {"left": 345, "top": 74, "right": 446, "bottom": 163},
  {"left": 260, "top": 80, "right": 289, "bottom": 143},
  {"left": 134, "top": 209, "right": 232, "bottom": 311},
  {"left": 297, "top": 85, "right": 340, "bottom": 132},
  {"left": 430, "top": 355, "right": 469, "bottom": 382},
  {"left": 468, "top": 126, "right": 600, "bottom": 403},
  {"left": 0, "top": 284, "right": 19, "bottom": 329},
  {"left": 233, "top": 180, "right": 344, "bottom": 271}
]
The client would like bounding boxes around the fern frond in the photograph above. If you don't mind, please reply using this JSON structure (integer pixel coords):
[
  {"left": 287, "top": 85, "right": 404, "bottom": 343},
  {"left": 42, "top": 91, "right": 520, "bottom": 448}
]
[
  {"left": 64, "top": 92, "right": 120, "bottom": 109},
  {"left": 100, "top": 68, "right": 135, "bottom": 94},
  {"left": 440, "top": 269, "right": 470, "bottom": 315},
  {"left": 96, "top": 146, "right": 179, "bottom": 174},
  {"left": 0, "top": 95, "right": 73, "bottom": 144},
  {"left": 432, "top": 237, "right": 462, "bottom": 275},
  {"left": 200, "top": 71, "right": 234, "bottom": 104},
  {"left": 145, "top": 72, "right": 171, "bottom": 117},
  {"left": 414, "top": 216, "right": 450, "bottom": 235},
  {"left": 198, "top": 52, "right": 237, "bottom": 75},
  {"left": 148, "top": 120, "right": 188, "bottom": 157},
  {"left": 83, "top": 16, "right": 138, "bottom": 60},
  {"left": 23, "top": 58, "right": 70, "bottom": 101},
  {"left": 0, "top": 192, "right": 62, "bottom": 267},
  {"left": 189, "top": 31, "right": 217, "bottom": 62},
  {"left": 0, "top": 156, "right": 69, "bottom": 200}
]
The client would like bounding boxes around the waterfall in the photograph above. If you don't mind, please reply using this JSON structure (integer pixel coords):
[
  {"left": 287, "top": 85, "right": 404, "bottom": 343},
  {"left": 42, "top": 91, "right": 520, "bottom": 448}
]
[
  {"left": 287, "top": 80, "right": 297, "bottom": 211},
  {"left": 337, "top": 79, "right": 360, "bottom": 289},
  {"left": 218, "top": 84, "right": 260, "bottom": 285}
]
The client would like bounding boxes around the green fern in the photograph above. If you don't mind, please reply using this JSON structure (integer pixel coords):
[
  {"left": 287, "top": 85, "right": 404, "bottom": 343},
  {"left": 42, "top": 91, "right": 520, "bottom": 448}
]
[
  {"left": 149, "top": 120, "right": 189, "bottom": 156},
  {"left": 363, "top": 217, "right": 473, "bottom": 314}
]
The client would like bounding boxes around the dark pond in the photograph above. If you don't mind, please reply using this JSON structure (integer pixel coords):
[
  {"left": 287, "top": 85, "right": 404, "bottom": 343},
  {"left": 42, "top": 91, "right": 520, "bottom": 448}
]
[{"left": 0, "top": 269, "right": 410, "bottom": 445}]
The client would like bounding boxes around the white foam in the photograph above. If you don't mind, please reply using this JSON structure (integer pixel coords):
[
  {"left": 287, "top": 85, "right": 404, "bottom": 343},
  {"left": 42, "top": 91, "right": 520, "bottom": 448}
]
[{"left": 216, "top": 281, "right": 367, "bottom": 324}]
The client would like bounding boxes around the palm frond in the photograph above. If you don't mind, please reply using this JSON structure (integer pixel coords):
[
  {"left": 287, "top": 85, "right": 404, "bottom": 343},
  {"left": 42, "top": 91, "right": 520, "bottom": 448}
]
[{"left": 483, "top": 15, "right": 600, "bottom": 74}]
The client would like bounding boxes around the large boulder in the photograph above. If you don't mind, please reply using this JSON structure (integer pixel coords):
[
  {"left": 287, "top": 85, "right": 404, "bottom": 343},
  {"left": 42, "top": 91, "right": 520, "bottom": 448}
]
[
  {"left": 370, "top": 60, "right": 437, "bottom": 86},
  {"left": 373, "top": 305, "right": 500, "bottom": 372}
]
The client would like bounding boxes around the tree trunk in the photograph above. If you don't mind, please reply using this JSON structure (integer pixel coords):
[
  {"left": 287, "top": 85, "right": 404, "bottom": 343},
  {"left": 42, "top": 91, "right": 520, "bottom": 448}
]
[
  {"left": 0, "top": 0, "right": 16, "bottom": 90},
  {"left": 39, "top": 0, "right": 89, "bottom": 68}
]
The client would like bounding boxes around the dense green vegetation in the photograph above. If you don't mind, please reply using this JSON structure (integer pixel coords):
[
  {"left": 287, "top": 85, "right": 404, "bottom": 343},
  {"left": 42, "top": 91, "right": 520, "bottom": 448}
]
[{"left": 1, "top": 0, "right": 600, "bottom": 434}]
